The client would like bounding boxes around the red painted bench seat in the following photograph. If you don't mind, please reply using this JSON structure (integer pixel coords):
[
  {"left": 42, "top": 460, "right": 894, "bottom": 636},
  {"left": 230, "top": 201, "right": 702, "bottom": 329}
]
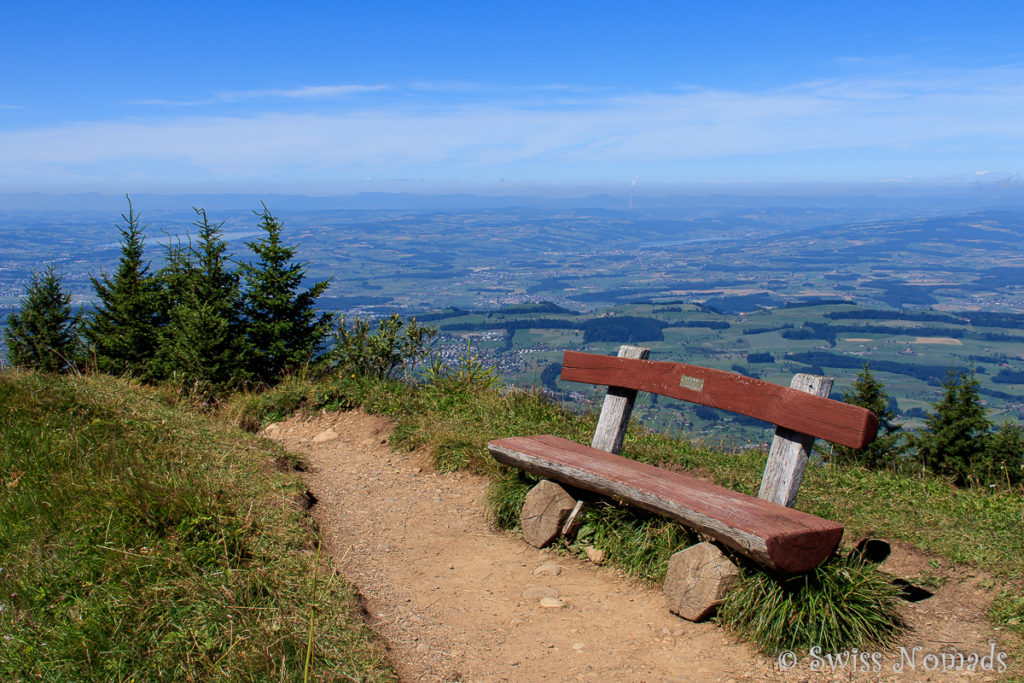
[{"left": 489, "top": 434, "right": 844, "bottom": 573}]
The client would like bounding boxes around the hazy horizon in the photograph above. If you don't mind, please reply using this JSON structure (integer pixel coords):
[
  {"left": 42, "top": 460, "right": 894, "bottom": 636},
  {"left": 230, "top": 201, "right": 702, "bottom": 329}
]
[{"left": 3, "top": 179, "right": 1023, "bottom": 212}]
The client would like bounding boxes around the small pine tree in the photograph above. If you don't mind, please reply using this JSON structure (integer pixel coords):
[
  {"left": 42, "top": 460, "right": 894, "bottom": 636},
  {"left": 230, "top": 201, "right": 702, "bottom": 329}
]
[
  {"left": 832, "top": 363, "right": 902, "bottom": 469},
  {"left": 155, "top": 235, "right": 197, "bottom": 321},
  {"left": 155, "top": 208, "right": 250, "bottom": 394},
  {"left": 240, "top": 205, "right": 332, "bottom": 385},
  {"left": 915, "top": 367, "right": 992, "bottom": 486},
  {"left": 4, "top": 263, "right": 82, "bottom": 372},
  {"left": 985, "top": 419, "right": 1024, "bottom": 487},
  {"left": 83, "top": 198, "right": 162, "bottom": 377}
]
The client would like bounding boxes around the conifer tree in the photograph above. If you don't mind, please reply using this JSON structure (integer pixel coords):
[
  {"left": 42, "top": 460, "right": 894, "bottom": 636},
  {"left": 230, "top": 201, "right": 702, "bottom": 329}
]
[
  {"left": 833, "top": 363, "right": 902, "bottom": 469},
  {"left": 915, "top": 367, "right": 991, "bottom": 485},
  {"left": 4, "top": 262, "right": 82, "bottom": 372},
  {"left": 150, "top": 233, "right": 195, "bottom": 382},
  {"left": 155, "top": 235, "right": 197, "bottom": 326},
  {"left": 83, "top": 198, "right": 162, "bottom": 377},
  {"left": 984, "top": 419, "right": 1023, "bottom": 487},
  {"left": 155, "top": 208, "right": 249, "bottom": 393},
  {"left": 240, "top": 205, "right": 332, "bottom": 384}
]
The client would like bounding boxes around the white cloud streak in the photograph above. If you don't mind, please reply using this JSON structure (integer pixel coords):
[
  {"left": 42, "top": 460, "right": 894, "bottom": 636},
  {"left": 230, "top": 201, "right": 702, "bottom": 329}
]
[
  {"left": 127, "top": 84, "right": 388, "bottom": 106},
  {"left": 216, "top": 84, "right": 389, "bottom": 100},
  {"left": 5, "top": 67, "right": 1024, "bottom": 188}
]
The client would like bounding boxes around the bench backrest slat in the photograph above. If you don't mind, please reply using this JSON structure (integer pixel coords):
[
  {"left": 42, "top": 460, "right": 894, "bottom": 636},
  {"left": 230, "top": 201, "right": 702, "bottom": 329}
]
[{"left": 561, "top": 350, "right": 877, "bottom": 450}]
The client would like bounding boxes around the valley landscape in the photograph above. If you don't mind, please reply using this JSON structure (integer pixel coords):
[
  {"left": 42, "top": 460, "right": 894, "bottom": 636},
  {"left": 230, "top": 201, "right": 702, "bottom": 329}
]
[{"left": 3, "top": 195, "right": 1023, "bottom": 445}]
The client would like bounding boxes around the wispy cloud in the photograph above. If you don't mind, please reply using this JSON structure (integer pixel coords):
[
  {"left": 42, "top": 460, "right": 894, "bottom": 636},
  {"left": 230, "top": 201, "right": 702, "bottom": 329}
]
[
  {"left": 127, "top": 84, "right": 387, "bottom": 106},
  {"left": 8, "top": 66, "right": 1024, "bottom": 189},
  {"left": 0, "top": 104, "right": 24, "bottom": 110},
  {"left": 216, "top": 84, "right": 388, "bottom": 100},
  {"left": 407, "top": 81, "right": 605, "bottom": 94},
  {"left": 127, "top": 98, "right": 215, "bottom": 107}
]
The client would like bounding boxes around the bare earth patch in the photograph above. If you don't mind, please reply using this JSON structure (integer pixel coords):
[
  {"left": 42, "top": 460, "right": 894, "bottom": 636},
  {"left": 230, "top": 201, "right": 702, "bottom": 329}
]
[
  {"left": 909, "top": 337, "right": 964, "bottom": 345},
  {"left": 266, "top": 409, "right": 1019, "bottom": 682}
]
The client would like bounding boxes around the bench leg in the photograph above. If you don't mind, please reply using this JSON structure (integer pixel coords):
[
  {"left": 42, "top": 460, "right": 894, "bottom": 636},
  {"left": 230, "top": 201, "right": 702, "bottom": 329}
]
[
  {"left": 560, "top": 500, "right": 585, "bottom": 538},
  {"left": 520, "top": 480, "right": 580, "bottom": 548},
  {"left": 758, "top": 374, "right": 833, "bottom": 507},
  {"left": 664, "top": 542, "right": 740, "bottom": 622},
  {"left": 590, "top": 345, "right": 650, "bottom": 454}
]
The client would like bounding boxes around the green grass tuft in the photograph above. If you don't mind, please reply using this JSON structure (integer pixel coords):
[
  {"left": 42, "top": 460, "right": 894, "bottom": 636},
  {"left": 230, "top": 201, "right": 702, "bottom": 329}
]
[
  {"left": 227, "top": 375, "right": 311, "bottom": 430},
  {"left": 570, "top": 502, "right": 695, "bottom": 582},
  {"left": 989, "top": 589, "right": 1024, "bottom": 638},
  {"left": 485, "top": 470, "right": 536, "bottom": 530},
  {"left": 717, "top": 551, "right": 907, "bottom": 654}
]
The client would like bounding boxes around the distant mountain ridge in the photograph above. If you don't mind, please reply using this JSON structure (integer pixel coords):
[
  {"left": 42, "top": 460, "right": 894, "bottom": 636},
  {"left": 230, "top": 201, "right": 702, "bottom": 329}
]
[{"left": 4, "top": 188, "right": 1023, "bottom": 214}]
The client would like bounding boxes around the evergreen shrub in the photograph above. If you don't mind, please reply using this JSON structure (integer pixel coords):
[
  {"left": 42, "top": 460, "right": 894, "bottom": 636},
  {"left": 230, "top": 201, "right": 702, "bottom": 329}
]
[{"left": 4, "top": 263, "right": 81, "bottom": 373}]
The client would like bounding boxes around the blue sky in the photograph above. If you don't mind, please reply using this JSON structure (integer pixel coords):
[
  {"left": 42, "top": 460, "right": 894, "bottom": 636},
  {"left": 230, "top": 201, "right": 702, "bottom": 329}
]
[{"left": 2, "top": 1, "right": 1023, "bottom": 195}]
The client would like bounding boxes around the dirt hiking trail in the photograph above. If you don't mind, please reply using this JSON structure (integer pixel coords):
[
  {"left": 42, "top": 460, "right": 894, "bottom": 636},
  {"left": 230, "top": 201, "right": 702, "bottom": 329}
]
[{"left": 265, "top": 409, "right": 1018, "bottom": 682}]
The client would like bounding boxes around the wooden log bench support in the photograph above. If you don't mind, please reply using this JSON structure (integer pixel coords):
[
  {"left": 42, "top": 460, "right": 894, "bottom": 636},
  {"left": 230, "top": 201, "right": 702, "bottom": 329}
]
[{"left": 488, "top": 345, "right": 878, "bottom": 573}]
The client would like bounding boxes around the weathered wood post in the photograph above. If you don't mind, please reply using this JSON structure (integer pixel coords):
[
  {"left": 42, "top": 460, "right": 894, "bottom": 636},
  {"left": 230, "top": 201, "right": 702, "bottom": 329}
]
[
  {"left": 757, "top": 374, "right": 833, "bottom": 507},
  {"left": 590, "top": 344, "right": 650, "bottom": 454},
  {"left": 516, "top": 344, "right": 650, "bottom": 545}
]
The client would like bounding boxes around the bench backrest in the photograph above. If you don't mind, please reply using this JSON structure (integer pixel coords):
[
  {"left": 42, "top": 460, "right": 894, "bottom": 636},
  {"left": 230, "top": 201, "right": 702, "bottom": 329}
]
[
  {"left": 560, "top": 346, "right": 879, "bottom": 507},
  {"left": 561, "top": 350, "right": 877, "bottom": 449}
]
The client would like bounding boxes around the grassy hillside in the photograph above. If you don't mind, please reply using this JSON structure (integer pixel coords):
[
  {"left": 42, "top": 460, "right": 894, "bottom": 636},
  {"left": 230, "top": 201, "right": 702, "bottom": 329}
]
[{"left": 0, "top": 371, "right": 396, "bottom": 681}]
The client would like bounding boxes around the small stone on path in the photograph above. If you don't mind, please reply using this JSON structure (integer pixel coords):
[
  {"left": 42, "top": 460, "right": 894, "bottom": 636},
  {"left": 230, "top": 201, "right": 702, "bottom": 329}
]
[
  {"left": 585, "top": 546, "right": 606, "bottom": 565},
  {"left": 523, "top": 585, "right": 558, "bottom": 601},
  {"left": 539, "top": 597, "right": 564, "bottom": 609},
  {"left": 312, "top": 428, "right": 339, "bottom": 443},
  {"left": 533, "top": 562, "right": 563, "bottom": 577}
]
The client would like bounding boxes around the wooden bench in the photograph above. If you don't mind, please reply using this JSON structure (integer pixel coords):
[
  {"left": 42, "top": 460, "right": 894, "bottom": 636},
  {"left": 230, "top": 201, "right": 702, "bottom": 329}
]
[{"left": 488, "top": 345, "right": 878, "bottom": 573}]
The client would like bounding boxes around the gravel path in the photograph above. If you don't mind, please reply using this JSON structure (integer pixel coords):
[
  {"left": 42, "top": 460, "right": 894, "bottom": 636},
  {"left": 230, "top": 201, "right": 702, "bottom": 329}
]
[{"left": 265, "top": 409, "right": 1018, "bottom": 683}]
